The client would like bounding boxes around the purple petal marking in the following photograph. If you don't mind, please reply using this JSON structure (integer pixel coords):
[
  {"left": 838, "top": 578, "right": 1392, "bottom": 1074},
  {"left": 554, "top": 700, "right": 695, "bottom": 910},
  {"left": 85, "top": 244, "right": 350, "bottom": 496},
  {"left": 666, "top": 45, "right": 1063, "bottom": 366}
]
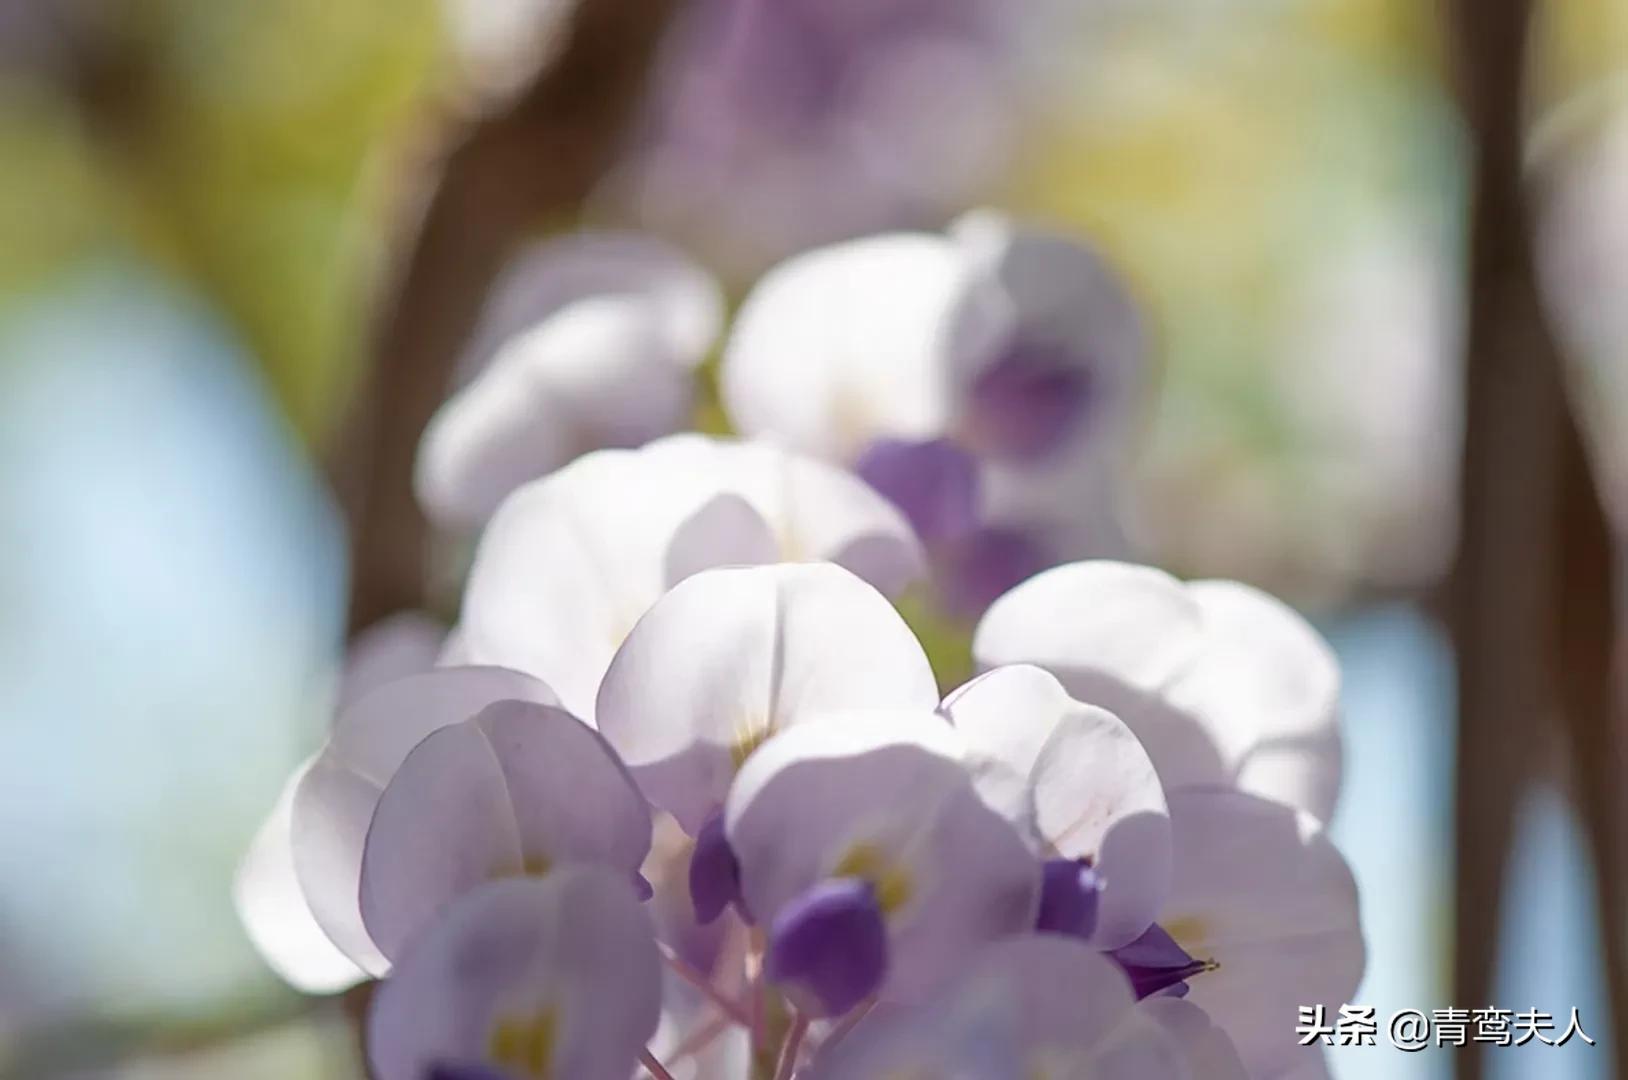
[
  {"left": 426, "top": 1061, "right": 514, "bottom": 1080},
  {"left": 854, "top": 437, "right": 981, "bottom": 544},
  {"left": 1034, "top": 858, "right": 1102, "bottom": 939},
  {"left": 765, "top": 878, "right": 888, "bottom": 1016},
  {"left": 933, "top": 526, "right": 1049, "bottom": 619},
  {"left": 963, "top": 344, "right": 1094, "bottom": 464},
  {"left": 690, "top": 810, "right": 743, "bottom": 925},
  {"left": 1108, "top": 923, "right": 1212, "bottom": 1000}
]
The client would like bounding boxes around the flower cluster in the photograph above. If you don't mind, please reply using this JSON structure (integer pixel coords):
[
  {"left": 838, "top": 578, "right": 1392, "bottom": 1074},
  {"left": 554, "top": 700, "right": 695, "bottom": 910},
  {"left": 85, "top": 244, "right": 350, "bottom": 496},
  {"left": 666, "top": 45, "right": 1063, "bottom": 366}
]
[
  {"left": 237, "top": 215, "right": 1361, "bottom": 1080},
  {"left": 414, "top": 211, "right": 1141, "bottom": 622}
]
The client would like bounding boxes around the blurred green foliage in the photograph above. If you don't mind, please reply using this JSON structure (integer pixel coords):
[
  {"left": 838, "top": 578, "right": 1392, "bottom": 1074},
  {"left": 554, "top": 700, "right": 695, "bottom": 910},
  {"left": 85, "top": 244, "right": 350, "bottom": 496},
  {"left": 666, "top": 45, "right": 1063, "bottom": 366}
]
[{"left": 1, "top": 0, "right": 442, "bottom": 437}]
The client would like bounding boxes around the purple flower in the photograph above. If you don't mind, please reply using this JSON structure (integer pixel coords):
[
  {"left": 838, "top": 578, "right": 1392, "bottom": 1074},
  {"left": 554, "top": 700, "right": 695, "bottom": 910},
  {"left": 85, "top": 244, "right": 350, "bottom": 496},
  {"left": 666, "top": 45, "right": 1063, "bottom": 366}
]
[
  {"left": 617, "top": 0, "right": 1031, "bottom": 272},
  {"left": 722, "top": 214, "right": 1143, "bottom": 616},
  {"left": 724, "top": 716, "right": 1040, "bottom": 1010}
]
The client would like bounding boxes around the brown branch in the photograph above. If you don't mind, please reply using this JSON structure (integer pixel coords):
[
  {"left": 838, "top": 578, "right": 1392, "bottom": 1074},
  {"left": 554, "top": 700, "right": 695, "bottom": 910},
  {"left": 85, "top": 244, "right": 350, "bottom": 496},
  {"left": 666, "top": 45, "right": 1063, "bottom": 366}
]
[
  {"left": 334, "top": 0, "right": 681, "bottom": 635},
  {"left": 1448, "top": 2, "right": 1625, "bottom": 1077}
]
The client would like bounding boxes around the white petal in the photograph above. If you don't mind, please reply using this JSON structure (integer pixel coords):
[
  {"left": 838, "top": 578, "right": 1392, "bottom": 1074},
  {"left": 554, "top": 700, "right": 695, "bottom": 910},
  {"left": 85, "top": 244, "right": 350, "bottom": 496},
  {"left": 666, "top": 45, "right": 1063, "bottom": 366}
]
[
  {"left": 668, "top": 437, "right": 925, "bottom": 596},
  {"left": 974, "top": 562, "right": 1204, "bottom": 699},
  {"left": 1161, "top": 789, "right": 1364, "bottom": 1079},
  {"left": 724, "top": 716, "right": 1037, "bottom": 1002},
  {"left": 460, "top": 436, "right": 922, "bottom": 721},
  {"left": 462, "top": 232, "right": 722, "bottom": 381},
  {"left": 292, "top": 667, "right": 557, "bottom": 974},
  {"left": 422, "top": 232, "right": 721, "bottom": 529},
  {"left": 941, "top": 666, "right": 1172, "bottom": 948},
  {"left": 722, "top": 233, "right": 967, "bottom": 460},
  {"left": 458, "top": 447, "right": 731, "bottom": 719},
  {"left": 367, "top": 869, "right": 662, "bottom": 1080},
  {"left": 359, "top": 700, "right": 651, "bottom": 962},
  {"left": 1029, "top": 712, "right": 1170, "bottom": 948},
  {"left": 976, "top": 562, "right": 1343, "bottom": 821},
  {"left": 597, "top": 563, "right": 940, "bottom": 833},
  {"left": 662, "top": 492, "right": 780, "bottom": 584},
  {"left": 1140, "top": 998, "right": 1250, "bottom": 1080},
  {"left": 1166, "top": 580, "right": 1343, "bottom": 819},
  {"left": 233, "top": 758, "right": 366, "bottom": 994},
  {"left": 417, "top": 296, "right": 696, "bottom": 529}
]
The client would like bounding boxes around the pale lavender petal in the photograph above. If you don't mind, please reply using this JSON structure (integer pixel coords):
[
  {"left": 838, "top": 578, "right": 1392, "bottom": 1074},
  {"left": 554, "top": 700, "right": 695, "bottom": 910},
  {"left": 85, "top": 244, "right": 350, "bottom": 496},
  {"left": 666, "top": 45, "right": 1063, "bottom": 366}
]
[
  {"left": 367, "top": 869, "right": 661, "bottom": 1080},
  {"left": 1141, "top": 998, "right": 1250, "bottom": 1080},
  {"left": 725, "top": 717, "right": 1038, "bottom": 1003},
  {"left": 1161, "top": 788, "right": 1364, "bottom": 1078},
  {"left": 233, "top": 758, "right": 366, "bottom": 994},
  {"left": 292, "top": 666, "right": 558, "bottom": 974},
  {"left": 811, "top": 936, "right": 1181, "bottom": 1078},
  {"left": 359, "top": 700, "right": 651, "bottom": 962}
]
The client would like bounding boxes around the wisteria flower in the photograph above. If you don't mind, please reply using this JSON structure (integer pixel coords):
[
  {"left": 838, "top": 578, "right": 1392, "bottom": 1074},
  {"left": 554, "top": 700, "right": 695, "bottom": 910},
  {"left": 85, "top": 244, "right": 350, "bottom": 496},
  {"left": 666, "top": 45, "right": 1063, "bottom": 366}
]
[
  {"left": 1144, "top": 788, "right": 1363, "bottom": 1078},
  {"left": 416, "top": 232, "right": 723, "bottom": 529},
  {"left": 357, "top": 699, "right": 652, "bottom": 963},
  {"left": 1141, "top": 997, "right": 1252, "bottom": 1080},
  {"left": 234, "top": 611, "right": 453, "bottom": 994},
  {"left": 940, "top": 663, "right": 1171, "bottom": 949},
  {"left": 975, "top": 560, "right": 1343, "bottom": 820},
  {"left": 595, "top": 561, "right": 940, "bottom": 835},
  {"left": 722, "top": 212, "right": 1143, "bottom": 615},
  {"left": 725, "top": 715, "right": 1040, "bottom": 1011},
  {"left": 290, "top": 666, "right": 559, "bottom": 974},
  {"left": 459, "top": 434, "right": 923, "bottom": 720},
  {"left": 233, "top": 756, "right": 368, "bottom": 994},
  {"left": 367, "top": 868, "right": 662, "bottom": 1080},
  {"left": 806, "top": 936, "right": 1223, "bottom": 1078}
]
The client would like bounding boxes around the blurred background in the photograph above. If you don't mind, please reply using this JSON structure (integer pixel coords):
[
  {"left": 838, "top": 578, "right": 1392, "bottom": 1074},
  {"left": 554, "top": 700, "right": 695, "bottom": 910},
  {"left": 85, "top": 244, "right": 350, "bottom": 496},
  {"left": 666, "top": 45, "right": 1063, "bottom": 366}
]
[{"left": 1, "top": 0, "right": 1625, "bottom": 1076}]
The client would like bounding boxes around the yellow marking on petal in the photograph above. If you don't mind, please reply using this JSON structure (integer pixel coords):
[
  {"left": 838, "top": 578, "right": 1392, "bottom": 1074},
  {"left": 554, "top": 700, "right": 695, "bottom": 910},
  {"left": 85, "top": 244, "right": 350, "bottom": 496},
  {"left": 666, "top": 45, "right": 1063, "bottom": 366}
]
[
  {"left": 490, "top": 852, "right": 553, "bottom": 882},
  {"left": 488, "top": 1008, "right": 557, "bottom": 1078},
  {"left": 833, "top": 842, "right": 914, "bottom": 915},
  {"left": 730, "top": 718, "right": 772, "bottom": 770}
]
